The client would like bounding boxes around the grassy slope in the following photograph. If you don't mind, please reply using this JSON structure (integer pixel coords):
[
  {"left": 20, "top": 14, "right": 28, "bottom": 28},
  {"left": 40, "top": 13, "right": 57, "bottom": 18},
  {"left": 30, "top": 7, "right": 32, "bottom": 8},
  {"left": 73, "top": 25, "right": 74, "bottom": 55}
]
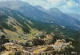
[{"left": 0, "top": 7, "right": 80, "bottom": 42}]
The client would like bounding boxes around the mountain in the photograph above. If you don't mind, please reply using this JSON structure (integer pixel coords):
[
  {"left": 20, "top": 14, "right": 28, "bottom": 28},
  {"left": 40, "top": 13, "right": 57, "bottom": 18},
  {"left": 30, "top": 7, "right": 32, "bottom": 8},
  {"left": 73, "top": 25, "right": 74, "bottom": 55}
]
[
  {"left": 0, "top": 1, "right": 54, "bottom": 22},
  {"left": 0, "top": 1, "right": 80, "bottom": 30},
  {"left": 36, "top": 6, "right": 80, "bottom": 30},
  {"left": 46, "top": 8, "right": 80, "bottom": 30},
  {"left": 0, "top": 7, "right": 31, "bottom": 41},
  {"left": 0, "top": 1, "right": 80, "bottom": 55},
  {"left": 66, "top": 13, "right": 80, "bottom": 21},
  {"left": 35, "top": 5, "right": 46, "bottom": 12},
  {"left": 0, "top": 7, "right": 48, "bottom": 42},
  {"left": 0, "top": 7, "right": 80, "bottom": 42}
]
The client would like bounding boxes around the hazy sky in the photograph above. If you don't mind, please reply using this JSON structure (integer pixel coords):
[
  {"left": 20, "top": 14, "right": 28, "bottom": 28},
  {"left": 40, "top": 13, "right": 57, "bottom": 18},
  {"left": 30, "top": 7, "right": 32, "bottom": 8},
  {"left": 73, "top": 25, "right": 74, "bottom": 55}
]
[{"left": 0, "top": 0, "right": 80, "bottom": 14}]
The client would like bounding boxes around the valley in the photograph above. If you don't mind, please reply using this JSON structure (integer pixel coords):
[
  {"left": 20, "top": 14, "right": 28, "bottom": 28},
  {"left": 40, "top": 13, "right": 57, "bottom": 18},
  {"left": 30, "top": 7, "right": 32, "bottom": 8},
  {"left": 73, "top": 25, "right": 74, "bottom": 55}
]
[{"left": 0, "top": 0, "right": 80, "bottom": 55}]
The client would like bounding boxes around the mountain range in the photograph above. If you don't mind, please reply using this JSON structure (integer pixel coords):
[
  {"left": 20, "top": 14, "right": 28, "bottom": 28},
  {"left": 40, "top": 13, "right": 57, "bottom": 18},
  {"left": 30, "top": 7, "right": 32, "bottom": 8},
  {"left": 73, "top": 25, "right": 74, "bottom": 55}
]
[
  {"left": 0, "top": 1, "right": 80, "bottom": 30},
  {"left": 66, "top": 13, "right": 80, "bottom": 21},
  {"left": 0, "top": 1, "right": 80, "bottom": 55},
  {"left": 0, "top": 1, "right": 80, "bottom": 41}
]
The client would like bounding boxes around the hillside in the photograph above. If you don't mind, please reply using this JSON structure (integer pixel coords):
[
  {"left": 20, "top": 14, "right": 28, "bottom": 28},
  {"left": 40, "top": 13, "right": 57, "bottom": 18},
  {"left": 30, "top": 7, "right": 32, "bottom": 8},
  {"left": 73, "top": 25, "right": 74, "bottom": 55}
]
[
  {"left": 0, "top": 7, "right": 43, "bottom": 42},
  {"left": 0, "top": 1, "right": 80, "bottom": 30},
  {"left": 66, "top": 13, "right": 80, "bottom": 21},
  {"left": 35, "top": 6, "right": 80, "bottom": 30},
  {"left": 0, "top": 1, "right": 80, "bottom": 55},
  {"left": 0, "top": 7, "right": 80, "bottom": 42}
]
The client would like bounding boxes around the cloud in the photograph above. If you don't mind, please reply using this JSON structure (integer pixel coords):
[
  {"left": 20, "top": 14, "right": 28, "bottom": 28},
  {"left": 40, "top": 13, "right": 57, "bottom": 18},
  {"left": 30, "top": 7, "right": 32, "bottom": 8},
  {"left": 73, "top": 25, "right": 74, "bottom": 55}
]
[
  {"left": 21, "top": 0, "right": 80, "bottom": 14},
  {"left": 47, "top": 0, "right": 66, "bottom": 6},
  {"left": 66, "top": 0, "right": 79, "bottom": 7},
  {"left": 21, "top": 0, "right": 49, "bottom": 9},
  {"left": 21, "top": 0, "right": 67, "bottom": 9},
  {"left": 59, "top": 0, "right": 80, "bottom": 14},
  {"left": 0, "top": 0, "right": 79, "bottom": 8},
  {"left": 0, "top": 0, "right": 79, "bottom": 14},
  {"left": 21, "top": 0, "right": 79, "bottom": 9}
]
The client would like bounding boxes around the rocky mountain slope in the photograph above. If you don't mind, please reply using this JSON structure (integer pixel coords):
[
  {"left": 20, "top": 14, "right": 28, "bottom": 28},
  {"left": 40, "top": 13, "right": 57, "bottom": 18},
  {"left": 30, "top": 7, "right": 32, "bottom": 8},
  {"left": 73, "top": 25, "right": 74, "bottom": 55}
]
[
  {"left": 0, "top": 1, "right": 80, "bottom": 30},
  {"left": 0, "top": 7, "right": 80, "bottom": 42},
  {"left": 66, "top": 13, "right": 80, "bottom": 21},
  {"left": 0, "top": 1, "right": 80, "bottom": 55},
  {"left": 0, "top": 7, "right": 41, "bottom": 42},
  {"left": 35, "top": 6, "right": 80, "bottom": 30}
]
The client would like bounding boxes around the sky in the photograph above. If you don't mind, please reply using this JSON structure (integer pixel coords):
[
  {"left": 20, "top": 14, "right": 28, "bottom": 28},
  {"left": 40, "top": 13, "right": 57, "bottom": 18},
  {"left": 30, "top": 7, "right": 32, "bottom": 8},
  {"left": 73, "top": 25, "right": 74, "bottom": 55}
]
[{"left": 0, "top": 0, "right": 80, "bottom": 14}]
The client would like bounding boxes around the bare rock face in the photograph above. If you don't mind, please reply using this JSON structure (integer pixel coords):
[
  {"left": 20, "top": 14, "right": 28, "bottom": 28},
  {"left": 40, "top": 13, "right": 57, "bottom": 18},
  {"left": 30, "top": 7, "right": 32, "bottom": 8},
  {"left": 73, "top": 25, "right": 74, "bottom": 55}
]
[
  {"left": 45, "top": 39, "right": 74, "bottom": 53},
  {"left": 44, "top": 34, "right": 53, "bottom": 45},
  {"left": 0, "top": 36, "right": 75, "bottom": 55}
]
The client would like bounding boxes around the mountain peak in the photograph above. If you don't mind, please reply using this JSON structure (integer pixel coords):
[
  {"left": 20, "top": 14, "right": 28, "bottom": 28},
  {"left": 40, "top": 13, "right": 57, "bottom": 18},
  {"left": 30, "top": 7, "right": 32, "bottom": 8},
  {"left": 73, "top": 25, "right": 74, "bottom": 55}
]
[
  {"left": 50, "top": 8, "right": 59, "bottom": 10},
  {"left": 35, "top": 5, "right": 43, "bottom": 9},
  {"left": 49, "top": 8, "right": 62, "bottom": 13},
  {"left": 0, "top": 1, "right": 29, "bottom": 9},
  {"left": 35, "top": 5, "right": 46, "bottom": 11}
]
